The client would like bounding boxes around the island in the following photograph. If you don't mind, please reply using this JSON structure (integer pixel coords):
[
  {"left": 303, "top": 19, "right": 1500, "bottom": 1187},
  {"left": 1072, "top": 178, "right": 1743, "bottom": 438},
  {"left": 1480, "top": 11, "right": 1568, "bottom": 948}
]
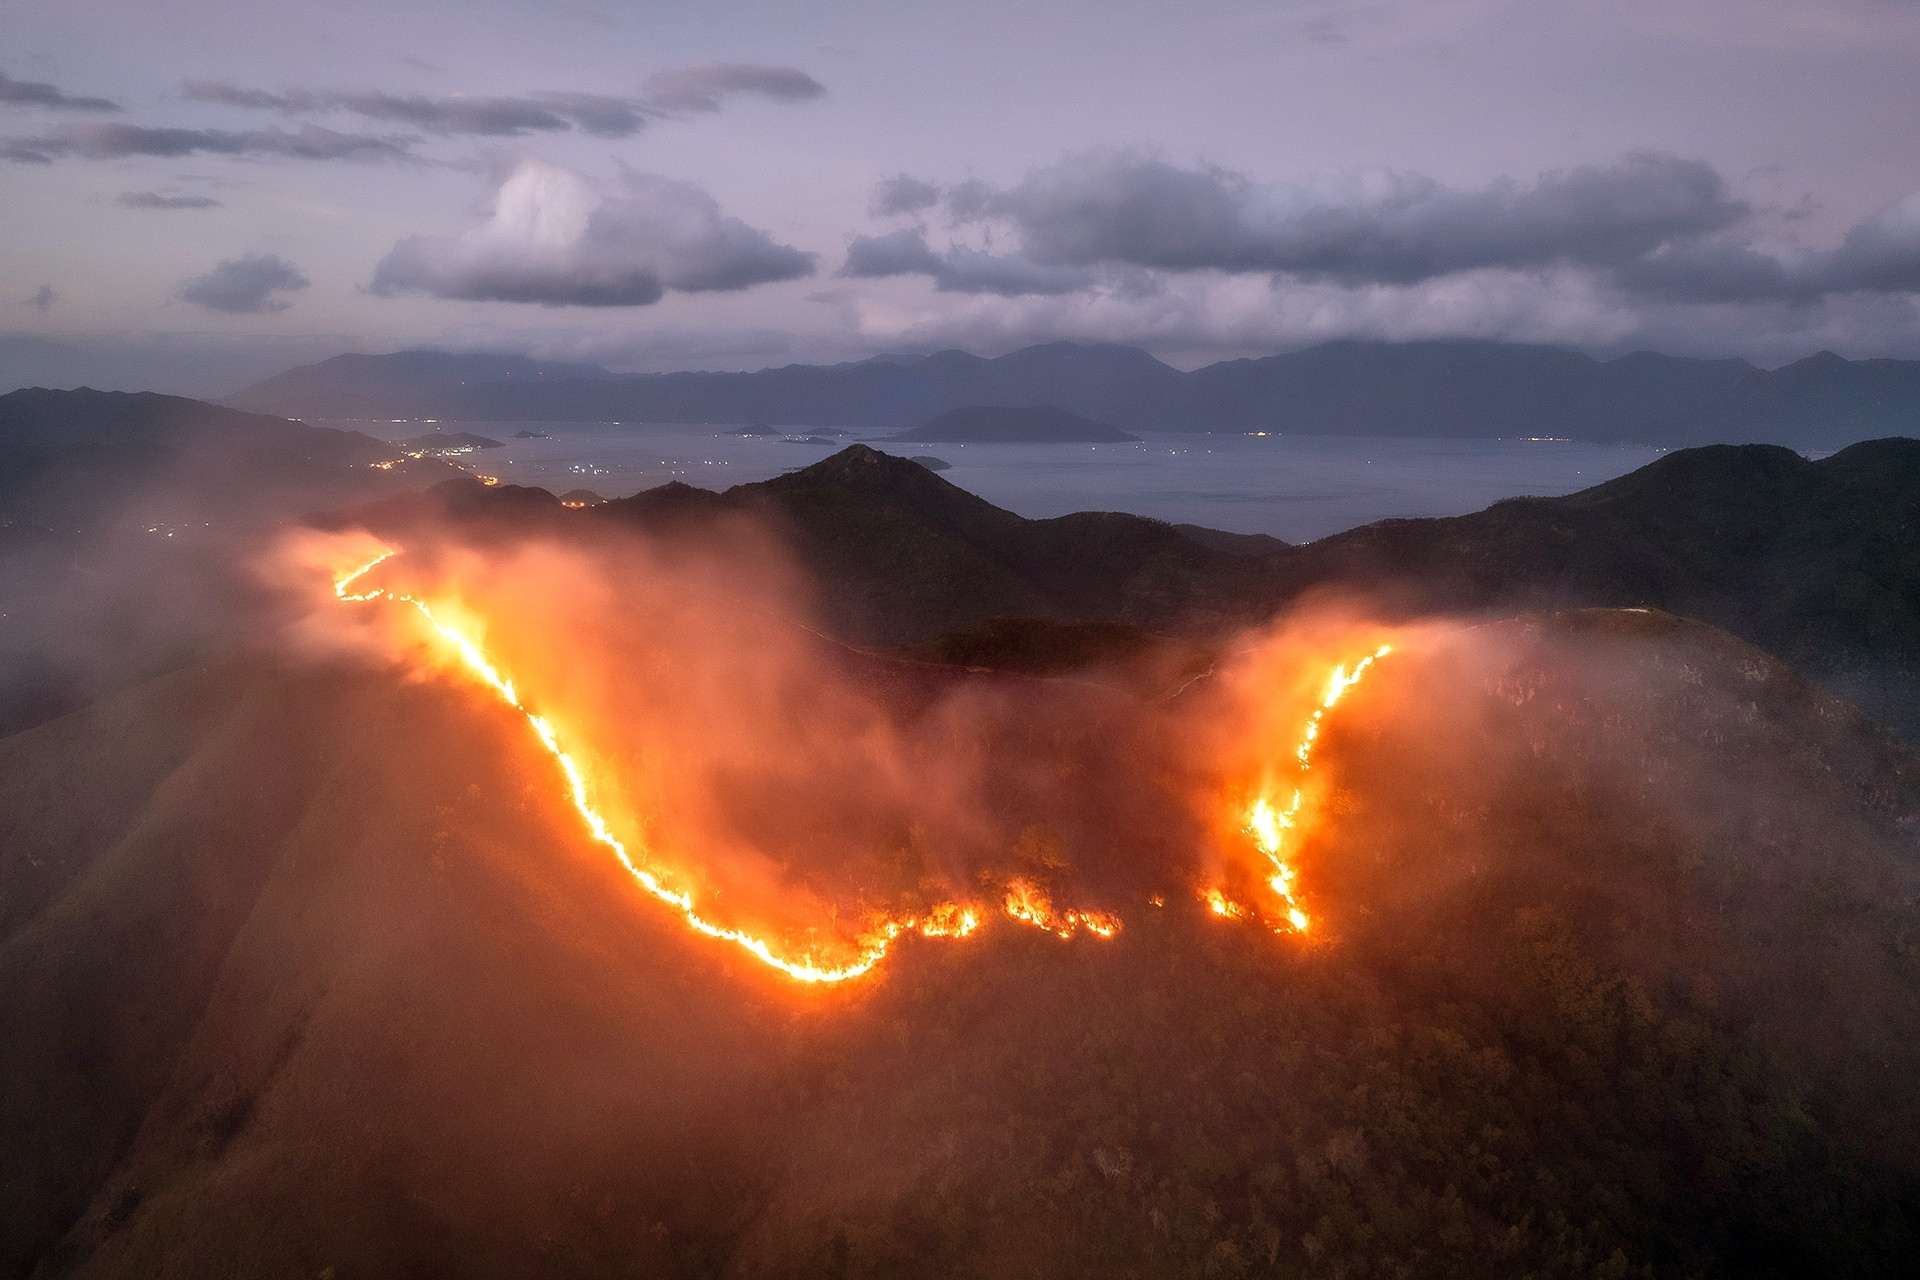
[{"left": 885, "top": 404, "right": 1140, "bottom": 444}]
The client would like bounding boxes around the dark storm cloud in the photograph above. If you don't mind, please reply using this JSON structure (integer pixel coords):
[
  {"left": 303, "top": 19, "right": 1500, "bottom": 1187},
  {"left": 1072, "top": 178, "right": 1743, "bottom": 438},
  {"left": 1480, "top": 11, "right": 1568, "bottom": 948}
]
[
  {"left": 370, "top": 158, "right": 815, "bottom": 307},
  {"left": 176, "top": 253, "right": 310, "bottom": 313},
  {"left": 869, "top": 175, "right": 941, "bottom": 218},
  {"left": 116, "top": 190, "right": 224, "bottom": 209},
  {"left": 988, "top": 150, "right": 1746, "bottom": 282},
  {"left": 2, "top": 121, "right": 411, "bottom": 162},
  {"left": 183, "top": 81, "right": 652, "bottom": 138},
  {"left": 0, "top": 71, "right": 120, "bottom": 112},
  {"left": 642, "top": 63, "right": 826, "bottom": 112},
  {"left": 841, "top": 229, "right": 1094, "bottom": 295}
]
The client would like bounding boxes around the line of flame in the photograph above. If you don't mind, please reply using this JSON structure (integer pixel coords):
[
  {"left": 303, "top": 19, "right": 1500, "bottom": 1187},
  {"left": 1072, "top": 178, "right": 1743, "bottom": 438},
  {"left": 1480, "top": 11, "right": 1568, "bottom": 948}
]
[
  {"left": 1213, "top": 645, "right": 1392, "bottom": 934},
  {"left": 333, "top": 551, "right": 1111, "bottom": 984}
]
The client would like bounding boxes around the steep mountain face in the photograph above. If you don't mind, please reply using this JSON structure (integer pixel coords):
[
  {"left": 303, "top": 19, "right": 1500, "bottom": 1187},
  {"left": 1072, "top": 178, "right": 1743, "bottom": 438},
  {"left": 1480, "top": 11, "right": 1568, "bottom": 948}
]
[
  {"left": 225, "top": 339, "right": 1920, "bottom": 448},
  {"left": 2, "top": 613, "right": 1916, "bottom": 1278}
]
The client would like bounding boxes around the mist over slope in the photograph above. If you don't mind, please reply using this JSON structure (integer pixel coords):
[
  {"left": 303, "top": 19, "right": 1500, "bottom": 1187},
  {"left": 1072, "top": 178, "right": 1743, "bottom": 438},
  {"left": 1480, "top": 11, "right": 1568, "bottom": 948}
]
[
  {"left": 0, "top": 388, "right": 458, "bottom": 734},
  {"left": 3, "top": 604, "right": 1916, "bottom": 1278},
  {"left": 228, "top": 339, "right": 1920, "bottom": 449},
  {"left": 364, "top": 438, "right": 1920, "bottom": 742},
  {"left": 3, "top": 389, "right": 1920, "bottom": 1276}
]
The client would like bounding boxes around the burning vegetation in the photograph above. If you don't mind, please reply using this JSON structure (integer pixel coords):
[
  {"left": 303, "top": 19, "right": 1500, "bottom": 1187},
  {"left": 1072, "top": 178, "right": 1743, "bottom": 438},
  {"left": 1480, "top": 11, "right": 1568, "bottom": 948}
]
[{"left": 7, "top": 465, "right": 1920, "bottom": 1279}]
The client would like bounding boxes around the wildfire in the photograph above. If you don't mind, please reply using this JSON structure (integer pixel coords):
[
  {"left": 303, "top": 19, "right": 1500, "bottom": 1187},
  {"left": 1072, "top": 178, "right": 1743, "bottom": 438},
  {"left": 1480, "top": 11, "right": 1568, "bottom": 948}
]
[
  {"left": 1209, "top": 645, "right": 1391, "bottom": 935},
  {"left": 332, "top": 549, "right": 1121, "bottom": 985},
  {"left": 1001, "top": 879, "right": 1120, "bottom": 939}
]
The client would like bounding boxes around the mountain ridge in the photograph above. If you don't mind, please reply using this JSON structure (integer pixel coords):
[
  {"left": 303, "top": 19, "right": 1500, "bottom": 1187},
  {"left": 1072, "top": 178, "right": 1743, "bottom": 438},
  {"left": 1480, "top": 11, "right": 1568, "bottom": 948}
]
[{"left": 225, "top": 338, "right": 1920, "bottom": 449}]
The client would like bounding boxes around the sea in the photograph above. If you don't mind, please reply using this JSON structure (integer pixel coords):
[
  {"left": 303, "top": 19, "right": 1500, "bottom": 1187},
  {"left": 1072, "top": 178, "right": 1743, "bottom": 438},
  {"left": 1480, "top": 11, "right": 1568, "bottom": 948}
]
[{"left": 357, "top": 421, "right": 1671, "bottom": 545}]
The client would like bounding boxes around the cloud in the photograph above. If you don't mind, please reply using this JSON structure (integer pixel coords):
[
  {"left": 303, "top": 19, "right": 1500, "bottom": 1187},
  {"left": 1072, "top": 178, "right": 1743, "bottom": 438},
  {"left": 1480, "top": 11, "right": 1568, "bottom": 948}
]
[
  {"left": 841, "top": 229, "right": 1095, "bottom": 295},
  {"left": 1613, "top": 188, "right": 1920, "bottom": 303},
  {"left": 183, "top": 81, "right": 651, "bottom": 138},
  {"left": 870, "top": 175, "right": 941, "bottom": 219},
  {"left": 177, "top": 63, "right": 825, "bottom": 142},
  {"left": 3, "top": 121, "right": 410, "bottom": 162},
  {"left": 850, "top": 150, "right": 1920, "bottom": 311},
  {"left": 0, "top": 71, "right": 119, "bottom": 112},
  {"left": 987, "top": 149, "right": 1747, "bottom": 283},
  {"left": 116, "top": 190, "right": 223, "bottom": 209},
  {"left": 176, "top": 254, "right": 310, "bottom": 313},
  {"left": 27, "top": 285, "right": 55, "bottom": 311},
  {"left": 642, "top": 63, "right": 826, "bottom": 112},
  {"left": 370, "top": 156, "right": 816, "bottom": 307}
]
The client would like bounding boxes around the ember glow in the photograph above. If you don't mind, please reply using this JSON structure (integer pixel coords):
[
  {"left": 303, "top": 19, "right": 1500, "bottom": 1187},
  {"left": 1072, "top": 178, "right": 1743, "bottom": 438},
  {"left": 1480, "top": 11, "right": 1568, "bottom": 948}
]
[
  {"left": 1212, "top": 645, "right": 1392, "bottom": 935},
  {"left": 323, "top": 542, "right": 1392, "bottom": 984},
  {"left": 331, "top": 546, "right": 1106, "bottom": 985},
  {"left": 1002, "top": 879, "right": 1120, "bottom": 939}
]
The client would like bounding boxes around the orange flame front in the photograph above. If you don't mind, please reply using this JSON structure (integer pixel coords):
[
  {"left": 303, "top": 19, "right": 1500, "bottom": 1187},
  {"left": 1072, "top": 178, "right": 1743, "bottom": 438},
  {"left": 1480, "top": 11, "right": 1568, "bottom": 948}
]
[
  {"left": 1212, "top": 645, "right": 1391, "bottom": 935},
  {"left": 334, "top": 550, "right": 1117, "bottom": 985},
  {"left": 334, "top": 548, "right": 1384, "bottom": 982}
]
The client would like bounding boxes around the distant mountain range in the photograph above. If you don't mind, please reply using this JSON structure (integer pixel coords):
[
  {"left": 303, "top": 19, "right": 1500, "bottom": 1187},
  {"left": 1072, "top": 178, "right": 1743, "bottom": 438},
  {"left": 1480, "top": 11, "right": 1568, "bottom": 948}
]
[{"left": 226, "top": 340, "right": 1920, "bottom": 449}]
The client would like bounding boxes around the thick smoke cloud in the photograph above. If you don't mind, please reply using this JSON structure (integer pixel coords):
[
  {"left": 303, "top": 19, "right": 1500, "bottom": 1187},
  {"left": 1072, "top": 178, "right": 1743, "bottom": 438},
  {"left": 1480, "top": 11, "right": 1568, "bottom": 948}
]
[
  {"left": 642, "top": 63, "right": 826, "bottom": 112},
  {"left": 370, "top": 157, "right": 816, "bottom": 307},
  {"left": 1, "top": 121, "right": 410, "bottom": 163},
  {"left": 116, "top": 191, "right": 223, "bottom": 210},
  {"left": 176, "top": 253, "right": 310, "bottom": 313},
  {"left": 0, "top": 71, "right": 119, "bottom": 112}
]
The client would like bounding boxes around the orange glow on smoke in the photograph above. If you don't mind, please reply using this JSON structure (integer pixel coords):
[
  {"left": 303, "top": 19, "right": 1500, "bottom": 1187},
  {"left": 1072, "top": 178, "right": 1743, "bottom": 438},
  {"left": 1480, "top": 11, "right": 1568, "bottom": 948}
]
[
  {"left": 1207, "top": 645, "right": 1390, "bottom": 935},
  {"left": 332, "top": 549, "right": 1112, "bottom": 985},
  {"left": 329, "top": 546, "right": 1389, "bottom": 984}
]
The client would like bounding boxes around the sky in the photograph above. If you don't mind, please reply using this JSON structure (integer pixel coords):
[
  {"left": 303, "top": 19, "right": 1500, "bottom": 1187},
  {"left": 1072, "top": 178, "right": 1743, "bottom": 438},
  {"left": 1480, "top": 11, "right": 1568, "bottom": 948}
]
[{"left": 5, "top": 0, "right": 1920, "bottom": 395}]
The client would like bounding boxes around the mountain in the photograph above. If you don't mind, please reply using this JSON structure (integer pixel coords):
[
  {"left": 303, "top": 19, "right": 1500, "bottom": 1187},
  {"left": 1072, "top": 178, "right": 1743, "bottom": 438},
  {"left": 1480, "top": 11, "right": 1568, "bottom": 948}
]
[
  {"left": 886, "top": 404, "right": 1139, "bottom": 443},
  {"left": 224, "top": 350, "right": 617, "bottom": 422},
  {"left": 227, "top": 339, "right": 1920, "bottom": 449},
  {"left": 3, "top": 611, "right": 1917, "bottom": 1277},
  {"left": 364, "top": 437, "right": 1920, "bottom": 744}
]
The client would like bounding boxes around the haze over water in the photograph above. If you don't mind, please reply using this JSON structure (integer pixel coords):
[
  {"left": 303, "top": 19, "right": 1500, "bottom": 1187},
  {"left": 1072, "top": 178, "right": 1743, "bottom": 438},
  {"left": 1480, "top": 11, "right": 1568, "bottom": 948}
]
[{"left": 377, "top": 422, "right": 1668, "bottom": 544}]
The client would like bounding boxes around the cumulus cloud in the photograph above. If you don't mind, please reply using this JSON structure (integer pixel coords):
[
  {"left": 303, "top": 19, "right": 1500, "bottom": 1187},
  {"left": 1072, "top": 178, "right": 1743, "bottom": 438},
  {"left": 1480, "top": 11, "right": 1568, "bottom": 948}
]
[
  {"left": 1615, "top": 188, "right": 1920, "bottom": 303},
  {"left": 369, "top": 156, "right": 816, "bottom": 307},
  {"left": 184, "top": 81, "right": 651, "bottom": 138},
  {"left": 850, "top": 150, "right": 1920, "bottom": 311},
  {"left": 642, "top": 63, "right": 825, "bottom": 112},
  {"left": 2, "top": 121, "right": 410, "bottom": 162},
  {"left": 116, "top": 190, "right": 223, "bottom": 209},
  {"left": 987, "top": 149, "right": 1745, "bottom": 282},
  {"left": 176, "top": 254, "right": 310, "bottom": 313},
  {"left": 870, "top": 174, "right": 941, "bottom": 219},
  {"left": 842, "top": 229, "right": 1095, "bottom": 295},
  {"left": 0, "top": 71, "right": 119, "bottom": 112}
]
